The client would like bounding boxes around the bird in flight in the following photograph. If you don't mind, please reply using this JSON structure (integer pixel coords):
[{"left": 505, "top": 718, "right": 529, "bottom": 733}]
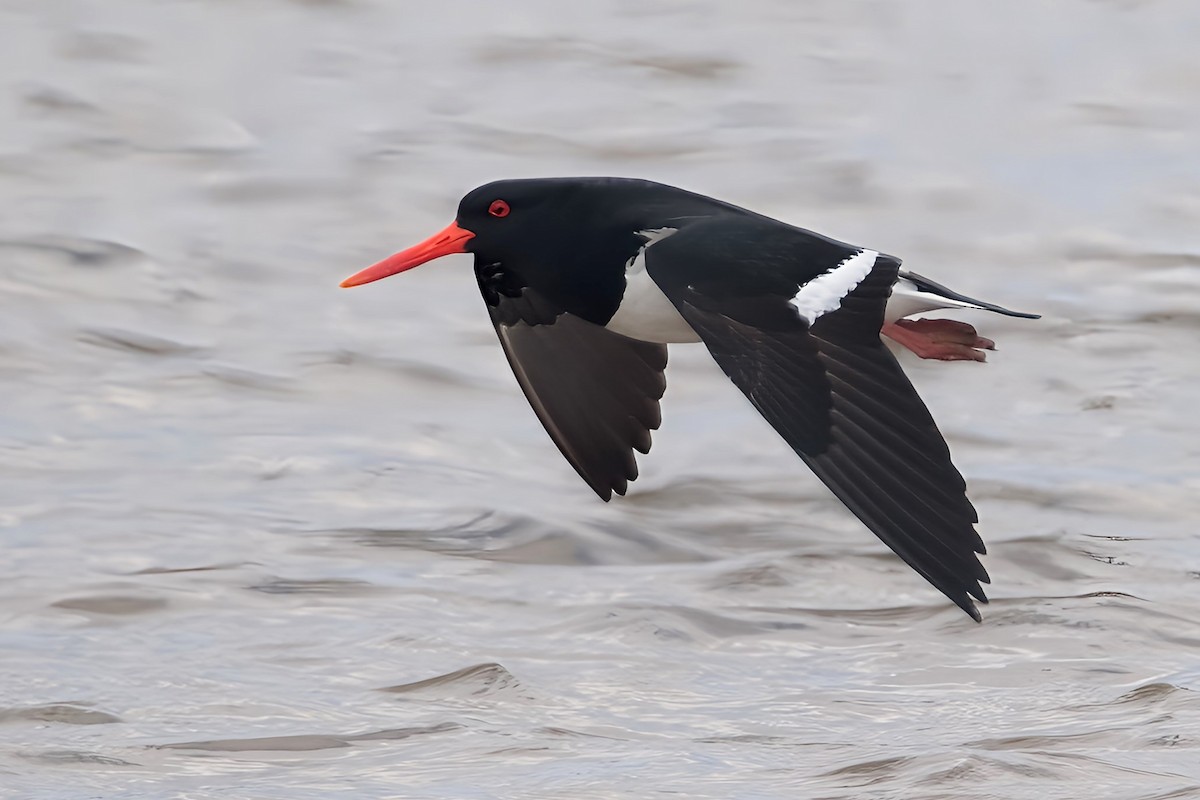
[{"left": 341, "top": 177, "right": 1039, "bottom": 620}]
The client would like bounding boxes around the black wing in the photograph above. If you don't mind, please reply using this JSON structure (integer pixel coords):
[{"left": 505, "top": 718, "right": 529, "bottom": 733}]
[
  {"left": 646, "top": 222, "right": 989, "bottom": 619},
  {"left": 479, "top": 283, "right": 667, "bottom": 501}
]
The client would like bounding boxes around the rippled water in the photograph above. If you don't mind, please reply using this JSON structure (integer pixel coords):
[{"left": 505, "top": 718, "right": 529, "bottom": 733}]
[{"left": 3, "top": 1, "right": 1200, "bottom": 797}]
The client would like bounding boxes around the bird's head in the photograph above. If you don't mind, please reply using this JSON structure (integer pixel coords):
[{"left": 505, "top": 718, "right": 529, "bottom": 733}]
[{"left": 339, "top": 177, "right": 721, "bottom": 288}]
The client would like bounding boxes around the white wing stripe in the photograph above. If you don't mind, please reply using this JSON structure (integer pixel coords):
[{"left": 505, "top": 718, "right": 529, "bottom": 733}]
[{"left": 788, "top": 249, "right": 878, "bottom": 325}]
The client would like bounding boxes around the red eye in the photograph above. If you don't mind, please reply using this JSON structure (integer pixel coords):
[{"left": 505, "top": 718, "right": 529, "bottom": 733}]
[{"left": 488, "top": 199, "right": 510, "bottom": 218}]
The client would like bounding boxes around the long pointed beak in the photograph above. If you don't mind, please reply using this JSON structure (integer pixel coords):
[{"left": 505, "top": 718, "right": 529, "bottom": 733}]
[{"left": 340, "top": 221, "right": 475, "bottom": 288}]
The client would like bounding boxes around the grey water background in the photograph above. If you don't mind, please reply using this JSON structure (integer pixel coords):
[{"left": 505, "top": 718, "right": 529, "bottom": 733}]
[{"left": 2, "top": 1, "right": 1200, "bottom": 797}]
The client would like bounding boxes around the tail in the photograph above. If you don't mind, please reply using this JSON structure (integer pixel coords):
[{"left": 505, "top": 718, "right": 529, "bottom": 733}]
[{"left": 899, "top": 270, "right": 1041, "bottom": 319}]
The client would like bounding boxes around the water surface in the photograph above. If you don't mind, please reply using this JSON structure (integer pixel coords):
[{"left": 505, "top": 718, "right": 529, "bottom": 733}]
[{"left": 2, "top": 1, "right": 1200, "bottom": 797}]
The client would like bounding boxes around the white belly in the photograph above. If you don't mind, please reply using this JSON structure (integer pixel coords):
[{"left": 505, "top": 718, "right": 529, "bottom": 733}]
[
  {"left": 604, "top": 228, "right": 701, "bottom": 344},
  {"left": 604, "top": 264, "right": 700, "bottom": 343}
]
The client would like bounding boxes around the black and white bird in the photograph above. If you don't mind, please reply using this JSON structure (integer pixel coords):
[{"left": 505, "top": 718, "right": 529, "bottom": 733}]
[{"left": 341, "top": 177, "right": 1039, "bottom": 620}]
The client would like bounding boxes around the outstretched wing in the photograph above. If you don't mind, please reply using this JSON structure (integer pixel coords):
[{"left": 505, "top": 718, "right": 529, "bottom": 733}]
[
  {"left": 646, "top": 221, "right": 989, "bottom": 619},
  {"left": 479, "top": 282, "right": 667, "bottom": 501}
]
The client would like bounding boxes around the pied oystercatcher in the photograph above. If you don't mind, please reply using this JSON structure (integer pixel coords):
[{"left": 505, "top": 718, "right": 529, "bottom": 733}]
[{"left": 341, "top": 178, "right": 1039, "bottom": 620}]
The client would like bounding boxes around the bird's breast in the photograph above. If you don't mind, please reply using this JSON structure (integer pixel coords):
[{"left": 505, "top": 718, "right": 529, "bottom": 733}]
[{"left": 603, "top": 229, "right": 701, "bottom": 344}]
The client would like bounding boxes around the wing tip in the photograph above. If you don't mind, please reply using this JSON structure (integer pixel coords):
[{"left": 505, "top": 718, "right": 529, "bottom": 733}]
[
  {"left": 957, "top": 582, "right": 990, "bottom": 622},
  {"left": 963, "top": 600, "right": 983, "bottom": 623},
  {"left": 593, "top": 478, "right": 629, "bottom": 502}
]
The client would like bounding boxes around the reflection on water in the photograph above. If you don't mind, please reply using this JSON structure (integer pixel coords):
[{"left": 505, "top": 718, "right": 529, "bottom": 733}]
[{"left": 2, "top": 0, "right": 1200, "bottom": 797}]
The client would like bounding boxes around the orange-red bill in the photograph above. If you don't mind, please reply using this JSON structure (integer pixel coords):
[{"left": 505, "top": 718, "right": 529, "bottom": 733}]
[{"left": 340, "top": 221, "right": 475, "bottom": 288}]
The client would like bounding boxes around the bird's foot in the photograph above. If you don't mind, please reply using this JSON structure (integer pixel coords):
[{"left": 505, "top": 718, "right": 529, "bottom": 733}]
[{"left": 882, "top": 318, "right": 995, "bottom": 362}]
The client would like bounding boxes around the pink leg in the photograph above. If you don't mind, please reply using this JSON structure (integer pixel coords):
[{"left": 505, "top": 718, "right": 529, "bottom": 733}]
[{"left": 882, "top": 318, "right": 996, "bottom": 362}]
